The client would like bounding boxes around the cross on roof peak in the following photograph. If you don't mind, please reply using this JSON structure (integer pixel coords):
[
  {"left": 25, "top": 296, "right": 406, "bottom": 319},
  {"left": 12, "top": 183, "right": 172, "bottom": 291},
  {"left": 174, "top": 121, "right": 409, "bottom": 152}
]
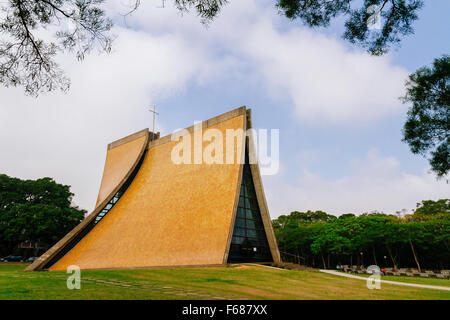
[{"left": 148, "top": 106, "right": 159, "bottom": 134}]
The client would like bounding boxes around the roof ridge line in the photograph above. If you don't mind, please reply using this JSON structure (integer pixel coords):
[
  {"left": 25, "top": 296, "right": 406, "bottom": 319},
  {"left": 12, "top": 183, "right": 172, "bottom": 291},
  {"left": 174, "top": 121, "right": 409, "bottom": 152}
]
[{"left": 148, "top": 106, "right": 248, "bottom": 149}]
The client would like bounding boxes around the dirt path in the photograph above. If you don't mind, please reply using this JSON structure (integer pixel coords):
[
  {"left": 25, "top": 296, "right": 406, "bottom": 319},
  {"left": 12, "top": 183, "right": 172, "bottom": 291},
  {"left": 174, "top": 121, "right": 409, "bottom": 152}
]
[{"left": 320, "top": 269, "right": 450, "bottom": 291}]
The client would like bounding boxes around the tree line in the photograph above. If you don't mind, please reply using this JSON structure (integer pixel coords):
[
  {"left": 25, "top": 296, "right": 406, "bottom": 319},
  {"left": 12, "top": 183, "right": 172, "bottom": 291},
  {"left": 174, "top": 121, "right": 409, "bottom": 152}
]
[
  {"left": 1, "top": 172, "right": 448, "bottom": 271},
  {"left": 0, "top": 174, "right": 86, "bottom": 257},
  {"left": 272, "top": 199, "right": 450, "bottom": 271}
]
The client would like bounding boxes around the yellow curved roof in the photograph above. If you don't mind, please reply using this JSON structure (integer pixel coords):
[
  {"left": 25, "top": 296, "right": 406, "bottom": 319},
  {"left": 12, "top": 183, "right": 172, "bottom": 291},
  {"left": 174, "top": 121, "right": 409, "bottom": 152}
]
[
  {"left": 95, "top": 131, "right": 148, "bottom": 207},
  {"left": 50, "top": 115, "right": 244, "bottom": 270}
]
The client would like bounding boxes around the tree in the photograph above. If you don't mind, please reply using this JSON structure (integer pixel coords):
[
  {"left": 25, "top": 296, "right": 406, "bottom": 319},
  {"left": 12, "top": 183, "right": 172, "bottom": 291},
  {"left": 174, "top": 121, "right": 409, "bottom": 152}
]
[
  {"left": 0, "top": 174, "right": 86, "bottom": 256},
  {"left": 402, "top": 56, "right": 450, "bottom": 178},
  {"left": 273, "top": 210, "right": 334, "bottom": 267},
  {"left": 311, "top": 214, "right": 362, "bottom": 268},
  {"left": 276, "top": 0, "right": 424, "bottom": 55},
  {"left": 413, "top": 199, "right": 450, "bottom": 216},
  {"left": 279, "top": 210, "right": 337, "bottom": 224},
  {"left": 357, "top": 214, "right": 393, "bottom": 266},
  {"left": 175, "top": 0, "right": 229, "bottom": 23},
  {"left": 0, "top": 0, "right": 114, "bottom": 96},
  {"left": 426, "top": 216, "right": 450, "bottom": 267},
  {"left": 273, "top": 202, "right": 450, "bottom": 270}
]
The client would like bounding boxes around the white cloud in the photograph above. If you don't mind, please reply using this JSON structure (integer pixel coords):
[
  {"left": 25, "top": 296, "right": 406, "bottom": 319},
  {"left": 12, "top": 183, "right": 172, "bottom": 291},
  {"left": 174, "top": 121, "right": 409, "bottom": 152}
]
[
  {"left": 111, "top": 1, "right": 410, "bottom": 125},
  {"left": 239, "top": 17, "right": 408, "bottom": 124},
  {"left": 264, "top": 149, "right": 449, "bottom": 217}
]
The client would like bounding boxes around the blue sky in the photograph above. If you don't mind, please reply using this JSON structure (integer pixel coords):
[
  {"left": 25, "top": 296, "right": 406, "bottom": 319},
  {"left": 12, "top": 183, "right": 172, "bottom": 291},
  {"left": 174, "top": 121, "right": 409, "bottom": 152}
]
[{"left": 0, "top": 0, "right": 448, "bottom": 217}]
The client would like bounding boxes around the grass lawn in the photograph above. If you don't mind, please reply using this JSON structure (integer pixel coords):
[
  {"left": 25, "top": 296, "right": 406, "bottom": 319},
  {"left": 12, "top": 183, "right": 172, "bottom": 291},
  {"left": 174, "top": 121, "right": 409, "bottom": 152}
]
[{"left": 0, "top": 263, "right": 449, "bottom": 300}]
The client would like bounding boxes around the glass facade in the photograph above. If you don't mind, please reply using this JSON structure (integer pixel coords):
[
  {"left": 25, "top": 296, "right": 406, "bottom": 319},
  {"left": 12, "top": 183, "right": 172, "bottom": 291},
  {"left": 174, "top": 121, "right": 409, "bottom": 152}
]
[
  {"left": 227, "top": 162, "right": 273, "bottom": 263},
  {"left": 94, "top": 190, "right": 122, "bottom": 224}
]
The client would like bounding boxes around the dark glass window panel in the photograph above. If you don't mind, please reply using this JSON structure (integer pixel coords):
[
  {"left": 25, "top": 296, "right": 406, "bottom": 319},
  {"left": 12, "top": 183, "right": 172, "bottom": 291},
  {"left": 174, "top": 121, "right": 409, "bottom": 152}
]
[
  {"left": 244, "top": 186, "right": 251, "bottom": 197},
  {"left": 232, "top": 236, "right": 245, "bottom": 244},
  {"left": 250, "top": 197, "right": 259, "bottom": 209},
  {"left": 246, "top": 219, "right": 256, "bottom": 229},
  {"left": 251, "top": 239, "right": 264, "bottom": 246},
  {"left": 237, "top": 207, "right": 245, "bottom": 218},
  {"left": 256, "top": 229, "right": 267, "bottom": 239},
  {"left": 247, "top": 229, "right": 257, "bottom": 238},
  {"left": 253, "top": 219, "right": 264, "bottom": 229},
  {"left": 228, "top": 151, "right": 273, "bottom": 263},
  {"left": 234, "top": 227, "right": 245, "bottom": 237},
  {"left": 235, "top": 218, "right": 245, "bottom": 228}
]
